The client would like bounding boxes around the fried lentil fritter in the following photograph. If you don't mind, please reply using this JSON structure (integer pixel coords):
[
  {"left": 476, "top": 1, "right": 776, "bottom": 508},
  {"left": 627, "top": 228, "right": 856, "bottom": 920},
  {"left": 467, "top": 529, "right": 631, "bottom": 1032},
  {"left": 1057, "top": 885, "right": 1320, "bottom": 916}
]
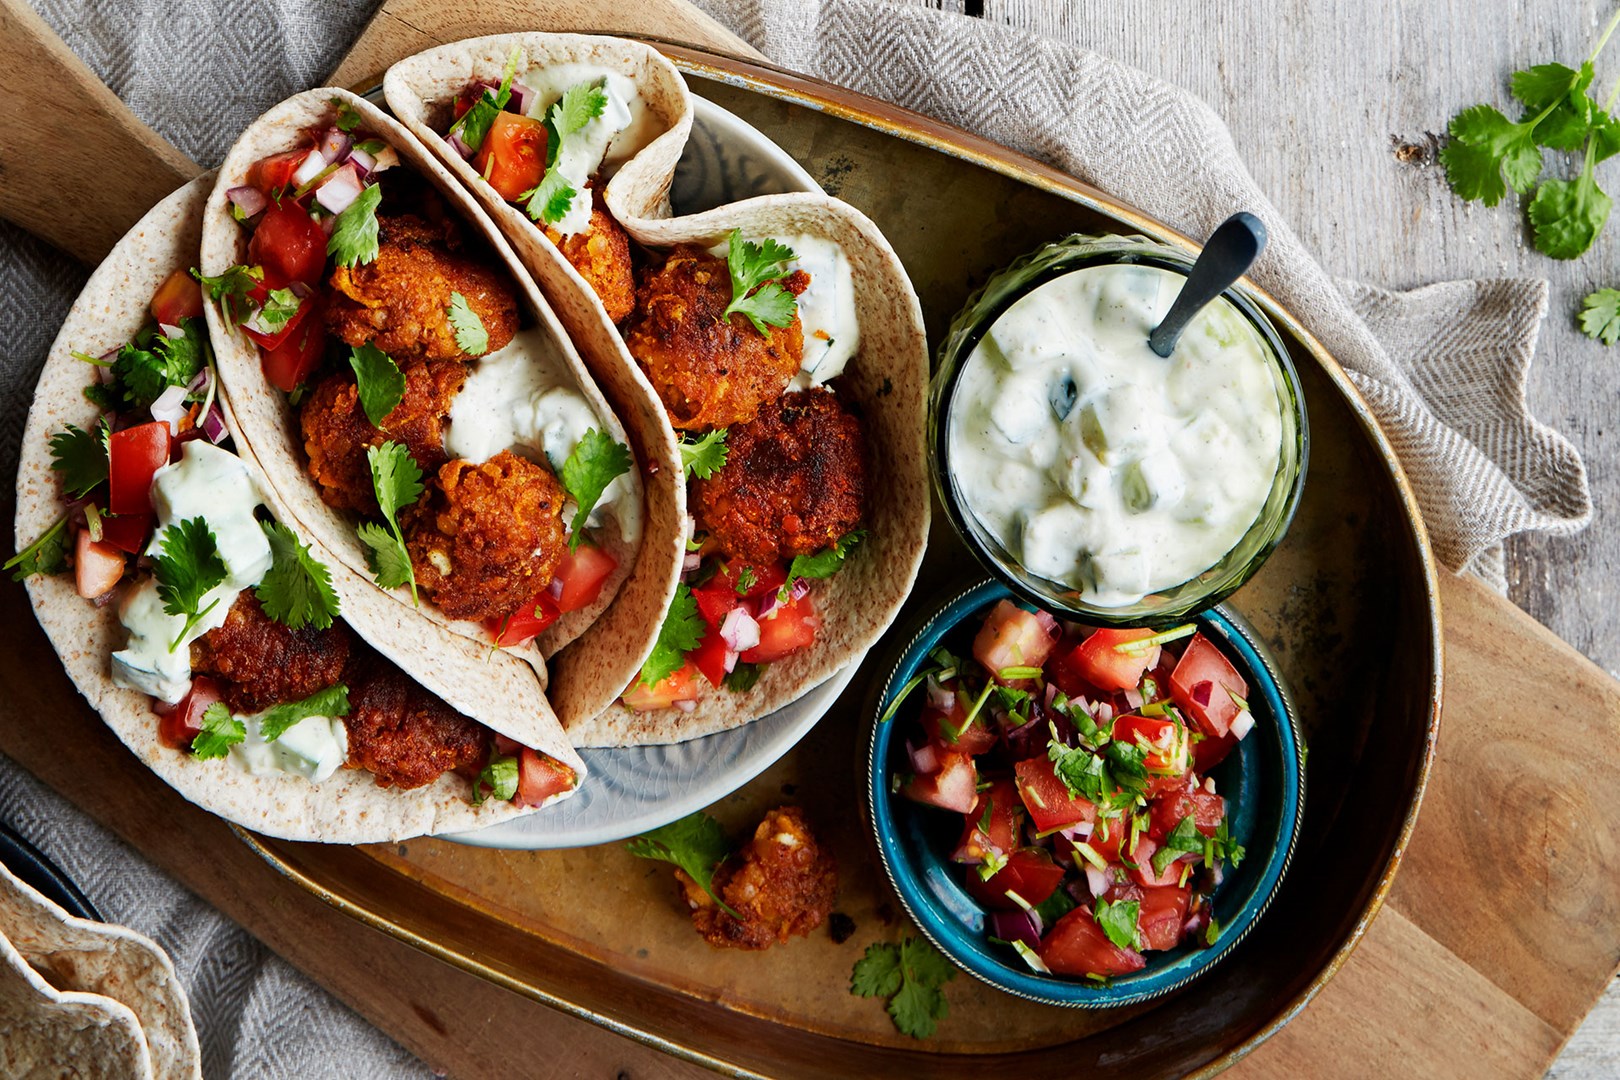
[
  {"left": 299, "top": 357, "right": 466, "bottom": 514},
  {"left": 402, "top": 450, "right": 567, "bottom": 622},
  {"left": 326, "top": 213, "right": 520, "bottom": 362},
  {"left": 691, "top": 388, "right": 867, "bottom": 567},
  {"left": 547, "top": 195, "right": 635, "bottom": 324},
  {"left": 623, "top": 245, "right": 808, "bottom": 431},
  {"left": 341, "top": 652, "right": 487, "bottom": 790},
  {"left": 677, "top": 806, "right": 837, "bottom": 950},
  {"left": 190, "top": 593, "right": 352, "bottom": 714}
]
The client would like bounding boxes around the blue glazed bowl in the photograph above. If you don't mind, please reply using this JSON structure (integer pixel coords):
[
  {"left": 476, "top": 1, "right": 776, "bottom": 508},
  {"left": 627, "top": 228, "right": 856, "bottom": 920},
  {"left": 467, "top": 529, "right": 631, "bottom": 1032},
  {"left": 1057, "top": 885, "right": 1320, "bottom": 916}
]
[{"left": 865, "top": 579, "right": 1305, "bottom": 1008}]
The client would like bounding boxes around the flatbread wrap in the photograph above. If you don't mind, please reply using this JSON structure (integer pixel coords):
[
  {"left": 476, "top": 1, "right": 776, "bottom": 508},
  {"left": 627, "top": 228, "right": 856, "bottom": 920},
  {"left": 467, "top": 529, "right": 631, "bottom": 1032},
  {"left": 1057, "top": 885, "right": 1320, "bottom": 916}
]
[{"left": 13, "top": 176, "right": 586, "bottom": 843}]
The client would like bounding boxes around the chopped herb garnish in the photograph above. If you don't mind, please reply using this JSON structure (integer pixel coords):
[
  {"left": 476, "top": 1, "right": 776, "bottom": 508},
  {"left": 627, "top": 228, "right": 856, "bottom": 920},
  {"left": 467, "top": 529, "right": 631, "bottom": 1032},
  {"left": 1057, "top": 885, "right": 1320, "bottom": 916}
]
[
  {"left": 1112, "top": 623, "right": 1196, "bottom": 654},
  {"left": 473, "top": 752, "right": 519, "bottom": 805},
  {"left": 5, "top": 516, "right": 70, "bottom": 580},
  {"left": 256, "top": 521, "right": 340, "bottom": 630},
  {"left": 349, "top": 342, "right": 405, "bottom": 427},
  {"left": 327, "top": 183, "right": 383, "bottom": 268},
  {"left": 560, "top": 429, "right": 632, "bottom": 549},
  {"left": 679, "top": 428, "right": 729, "bottom": 479},
  {"left": 246, "top": 286, "right": 301, "bottom": 337},
  {"left": 626, "top": 810, "right": 741, "bottom": 918},
  {"left": 1580, "top": 287, "right": 1620, "bottom": 343},
  {"left": 638, "top": 583, "right": 703, "bottom": 686},
  {"left": 49, "top": 423, "right": 108, "bottom": 498},
  {"left": 357, "top": 441, "right": 423, "bottom": 604},
  {"left": 153, "top": 517, "right": 228, "bottom": 652},
  {"left": 1094, "top": 898, "right": 1140, "bottom": 951},
  {"left": 521, "top": 81, "right": 609, "bottom": 225},
  {"left": 447, "top": 292, "right": 489, "bottom": 355},
  {"left": 259, "top": 684, "right": 349, "bottom": 742},
  {"left": 850, "top": 936, "right": 955, "bottom": 1040},
  {"left": 780, "top": 529, "right": 864, "bottom": 600},
  {"left": 191, "top": 702, "right": 244, "bottom": 759},
  {"left": 448, "top": 45, "right": 521, "bottom": 151},
  {"left": 331, "top": 96, "right": 364, "bottom": 132},
  {"left": 723, "top": 661, "right": 765, "bottom": 692},
  {"left": 721, "top": 230, "right": 798, "bottom": 336},
  {"left": 193, "top": 265, "right": 263, "bottom": 331}
]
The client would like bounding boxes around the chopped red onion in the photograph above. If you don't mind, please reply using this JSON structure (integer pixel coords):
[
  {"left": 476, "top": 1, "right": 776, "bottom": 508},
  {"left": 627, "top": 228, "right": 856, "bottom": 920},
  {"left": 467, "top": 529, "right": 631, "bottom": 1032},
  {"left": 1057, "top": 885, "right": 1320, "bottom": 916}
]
[
  {"left": 1183, "top": 908, "right": 1211, "bottom": 941},
  {"left": 1044, "top": 682, "right": 1058, "bottom": 708},
  {"left": 674, "top": 699, "right": 696, "bottom": 713},
  {"left": 681, "top": 551, "right": 702, "bottom": 574},
  {"left": 719, "top": 607, "right": 761, "bottom": 652},
  {"left": 226, "top": 185, "right": 268, "bottom": 219},
  {"left": 790, "top": 577, "right": 811, "bottom": 601},
  {"left": 158, "top": 322, "right": 185, "bottom": 340},
  {"left": 348, "top": 147, "right": 376, "bottom": 176},
  {"left": 1033, "top": 609, "right": 1060, "bottom": 638},
  {"left": 201, "top": 402, "right": 229, "bottom": 444},
  {"left": 318, "top": 127, "right": 353, "bottom": 164},
  {"left": 1060, "top": 820, "right": 1094, "bottom": 841},
  {"left": 447, "top": 132, "right": 474, "bottom": 160},
  {"left": 1230, "top": 708, "right": 1256, "bottom": 740},
  {"left": 149, "top": 384, "right": 189, "bottom": 434},
  {"left": 368, "top": 144, "right": 399, "bottom": 172},
  {"left": 1123, "top": 687, "right": 1144, "bottom": 710},
  {"left": 185, "top": 367, "right": 209, "bottom": 394},
  {"left": 314, "top": 165, "right": 365, "bottom": 215},
  {"left": 547, "top": 575, "right": 565, "bottom": 599},
  {"left": 319, "top": 214, "right": 338, "bottom": 237},
  {"left": 1084, "top": 866, "right": 1111, "bottom": 898},
  {"left": 291, "top": 149, "right": 327, "bottom": 188},
  {"left": 753, "top": 589, "right": 783, "bottom": 621},
  {"left": 924, "top": 677, "right": 955, "bottom": 714},
  {"left": 986, "top": 909, "right": 1042, "bottom": 952},
  {"left": 722, "top": 647, "right": 740, "bottom": 674},
  {"left": 907, "top": 738, "right": 938, "bottom": 776},
  {"left": 1095, "top": 701, "right": 1114, "bottom": 724},
  {"left": 289, "top": 280, "right": 313, "bottom": 299},
  {"left": 510, "top": 81, "right": 537, "bottom": 116}
]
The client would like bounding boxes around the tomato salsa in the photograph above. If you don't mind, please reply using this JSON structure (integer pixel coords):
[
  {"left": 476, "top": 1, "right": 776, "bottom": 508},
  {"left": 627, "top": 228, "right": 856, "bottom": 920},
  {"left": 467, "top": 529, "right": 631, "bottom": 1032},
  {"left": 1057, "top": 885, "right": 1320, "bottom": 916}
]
[{"left": 886, "top": 599, "right": 1254, "bottom": 979}]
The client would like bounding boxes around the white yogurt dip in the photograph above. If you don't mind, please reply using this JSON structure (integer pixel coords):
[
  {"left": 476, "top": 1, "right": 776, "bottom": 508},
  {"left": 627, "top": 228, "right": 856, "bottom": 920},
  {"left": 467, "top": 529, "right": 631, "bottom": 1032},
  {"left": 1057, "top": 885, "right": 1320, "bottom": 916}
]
[
  {"left": 948, "top": 263, "right": 1284, "bottom": 607},
  {"left": 520, "top": 64, "right": 655, "bottom": 236},
  {"left": 230, "top": 711, "right": 348, "bottom": 782}
]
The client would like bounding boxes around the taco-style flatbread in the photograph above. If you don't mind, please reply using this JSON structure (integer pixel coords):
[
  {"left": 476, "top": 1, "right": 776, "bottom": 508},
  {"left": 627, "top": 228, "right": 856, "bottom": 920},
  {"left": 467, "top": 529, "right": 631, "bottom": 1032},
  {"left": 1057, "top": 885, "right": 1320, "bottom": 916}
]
[
  {"left": 0, "top": 929, "right": 153, "bottom": 1080},
  {"left": 13, "top": 176, "right": 585, "bottom": 843},
  {"left": 198, "top": 89, "right": 683, "bottom": 731}
]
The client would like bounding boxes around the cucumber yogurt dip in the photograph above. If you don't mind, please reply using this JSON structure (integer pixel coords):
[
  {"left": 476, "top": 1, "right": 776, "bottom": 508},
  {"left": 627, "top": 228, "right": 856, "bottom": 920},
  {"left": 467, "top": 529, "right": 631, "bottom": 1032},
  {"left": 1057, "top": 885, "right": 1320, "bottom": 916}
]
[{"left": 948, "top": 262, "right": 1286, "bottom": 607}]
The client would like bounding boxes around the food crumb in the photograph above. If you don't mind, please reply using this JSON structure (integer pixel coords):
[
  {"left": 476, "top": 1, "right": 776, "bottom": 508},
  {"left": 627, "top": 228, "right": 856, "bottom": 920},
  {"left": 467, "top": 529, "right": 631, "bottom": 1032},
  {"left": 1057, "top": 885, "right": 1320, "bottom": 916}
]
[{"left": 828, "top": 912, "right": 856, "bottom": 944}]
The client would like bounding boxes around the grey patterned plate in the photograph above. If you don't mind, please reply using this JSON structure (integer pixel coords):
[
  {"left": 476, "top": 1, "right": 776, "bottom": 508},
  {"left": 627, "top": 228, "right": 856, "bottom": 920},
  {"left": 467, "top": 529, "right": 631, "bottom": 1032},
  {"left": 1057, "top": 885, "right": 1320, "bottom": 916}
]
[{"left": 445, "top": 94, "right": 842, "bottom": 849}]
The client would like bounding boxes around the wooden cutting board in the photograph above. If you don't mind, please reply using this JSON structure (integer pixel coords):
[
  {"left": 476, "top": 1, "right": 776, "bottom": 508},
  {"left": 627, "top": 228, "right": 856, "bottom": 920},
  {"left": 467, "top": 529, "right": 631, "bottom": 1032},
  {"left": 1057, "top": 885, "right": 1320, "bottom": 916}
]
[{"left": 2, "top": 0, "right": 1618, "bottom": 1075}]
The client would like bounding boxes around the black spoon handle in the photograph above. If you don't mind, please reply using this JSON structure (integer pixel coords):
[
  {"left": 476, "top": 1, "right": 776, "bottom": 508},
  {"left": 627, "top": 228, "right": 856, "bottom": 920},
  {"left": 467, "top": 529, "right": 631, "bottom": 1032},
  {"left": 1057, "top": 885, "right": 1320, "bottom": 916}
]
[{"left": 1148, "top": 212, "right": 1268, "bottom": 358}]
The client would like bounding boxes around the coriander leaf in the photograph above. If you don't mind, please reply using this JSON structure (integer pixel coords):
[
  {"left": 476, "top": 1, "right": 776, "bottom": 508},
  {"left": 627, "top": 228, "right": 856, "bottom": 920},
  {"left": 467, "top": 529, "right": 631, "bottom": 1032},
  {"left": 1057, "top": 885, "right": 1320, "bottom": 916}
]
[
  {"left": 850, "top": 942, "right": 904, "bottom": 999},
  {"left": 1446, "top": 104, "right": 1545, "bottom": 198},
  {"left": 327, "top": 183, "right": 383, "bottom": 268},
  {"left": 5, "top": 515, "right": 70, "bottom": 580},
  {"left": 259, "top": 683, "right": 349, "bottom": 742},
  {"left": 1529, "top": 146, "right": 1612, "bottom": 259},
  {"left": 447, "top": 292, "right": 489, "bottom": 356},
  {"left": 358, "top": 522, "right": 414, "bottom": 590},
  {"left": 1438, "top": 138, "right": 1509, "bottom": 207},
  {"left": 1594, "top": 114, "right": 1620, "bottom": 164},
  {"left": 246, "top": 286, "right": 301, "bottom": 337},
  {"left": 106, "top": 319, "right": 208, "bottom": 410},
  {"left": 679, "top": 428, "right": 729, "bottom": 479},
  {"left": 1533, "top": 93, "right": 1604, "bottom": 153},
  {"left": 49, "top": 424, "right": 108, "bottom": 498},
  {"left": 1153, "top": 814, "right": 1205, "bottom": 874},
  {"left": 561, "top": 429, "right": 632, "bottom": 549},
  {"left": 191, "top": 702, "right": 244, "bottom": 760},
  {"left": 448, "top": 46, "right": 520, "bottom": 151},
  {"left": 473, "top": 752, "right": 519, "bottom": 805},
  {"left": 331, "top": 96, "right": 364, "bottom": 132},
  {"left": 522, "top": 168, "right": 576, "bottom": 225},
  {"left": 721, "top": 230, "right": 799, "bottom": 336},
  {"left": 1580, "top": 287, "right": 1620, "bottom": 343},
  {"left": 256, "top": 521, "right": 340, "bottom": 630},
  {"left": 154, "top": 517, "right": 228, "bottom": 652},
  {"left": 193, "top": 265, "right": 263, "bottom": 331},
  {"left": 1103, "top": 738, "right": 1149, "bottom": 793},
  {"left": 1032, "top": 885, "right": 1077, "bottom": 927},
  {"left": 552, "top": 81, "right": 609, "bottom": 138},
  {"left": 1510, "top": 62, "right": 1590, "bottom": 113},
  {"left": 851, "top": 936, "right": 954, "bottom": 1039},
  {"left": 1094, "top": 898, "right": 1140, "bottom": 951},
  {"left": 368, "top": 440, "right": 425, "bottom": 525},
  {"left": 723, "top": 661, "right": 765, "bottom": 692},
  {"left": 349, "top": 342, "right": 405, "bottom": 427},
  {"left": 781, "top": 529, "right": 864, "bottom": 599},
  {"left": 638, "top": 584, "right": 703, "bottom": 686},
  {"left": 625, "top": 810, "right": 741, "bottom": 918}
]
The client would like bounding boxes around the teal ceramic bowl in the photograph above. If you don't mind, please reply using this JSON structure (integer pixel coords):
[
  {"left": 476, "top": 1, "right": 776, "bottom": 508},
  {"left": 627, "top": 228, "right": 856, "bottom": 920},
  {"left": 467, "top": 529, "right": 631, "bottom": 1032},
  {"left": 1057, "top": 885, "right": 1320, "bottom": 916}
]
[{"left": 865, "top": 580, "right": 1305, "bottom": 1008}]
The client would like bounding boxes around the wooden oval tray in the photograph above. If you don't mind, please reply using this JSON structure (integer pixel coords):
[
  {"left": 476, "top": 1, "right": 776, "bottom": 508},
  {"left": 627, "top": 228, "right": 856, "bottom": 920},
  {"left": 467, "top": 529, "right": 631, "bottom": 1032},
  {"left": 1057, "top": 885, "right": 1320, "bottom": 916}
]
[{"left": 244, "top": 41, "right": 1440, "bottom": 1077}]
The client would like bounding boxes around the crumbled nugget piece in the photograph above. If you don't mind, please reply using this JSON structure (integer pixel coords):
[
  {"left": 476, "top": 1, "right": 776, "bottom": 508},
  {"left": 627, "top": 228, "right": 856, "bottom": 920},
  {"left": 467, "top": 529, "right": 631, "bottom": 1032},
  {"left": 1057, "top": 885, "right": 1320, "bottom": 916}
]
[
  {"left": 299, "top": 357, "right": 466, "bottom": 514},
  {"left": 341, "top": 650, "right": 487, "bottom": 790},
  {"left": 623, "top": 245, "right": 808, "bottom": 431},
  {"left": 691, "top": 388, "right": 867, "bottom": 567},
  {"left": 677, "top": 806, "right": 837, "bottom": 950},
  {"left": 190, "top": 593, "right": 351, "bottom": 714},
  {"left": 327, "top": 213, "right": 520, "bottom": 362},
  {"left": 546, "top": 194, "right": 635, "bottom": 324},
  {"left": 401, "top": 450, "right": 567, "bottom": 622}
]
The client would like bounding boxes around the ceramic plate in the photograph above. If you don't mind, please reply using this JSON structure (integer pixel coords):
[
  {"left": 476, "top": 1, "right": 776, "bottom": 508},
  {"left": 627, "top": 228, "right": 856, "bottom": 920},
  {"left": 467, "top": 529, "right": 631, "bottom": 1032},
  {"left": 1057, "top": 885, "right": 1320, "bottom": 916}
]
[{"left": 445, "top": 96, "right": 848, "bottom": 849}]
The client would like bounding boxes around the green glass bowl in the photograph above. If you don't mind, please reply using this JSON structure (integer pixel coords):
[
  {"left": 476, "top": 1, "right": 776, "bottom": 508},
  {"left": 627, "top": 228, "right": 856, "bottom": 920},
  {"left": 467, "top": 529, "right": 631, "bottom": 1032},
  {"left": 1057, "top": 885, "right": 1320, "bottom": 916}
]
[{"left": 928, "top": 234, "right": 1309, "bottom": 626}]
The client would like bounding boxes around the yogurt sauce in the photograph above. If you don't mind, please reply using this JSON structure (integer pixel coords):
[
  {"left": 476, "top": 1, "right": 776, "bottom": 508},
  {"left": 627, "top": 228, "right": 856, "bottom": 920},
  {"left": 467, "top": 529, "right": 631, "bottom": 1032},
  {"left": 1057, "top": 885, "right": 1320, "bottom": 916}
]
[
  {"left": 709, "top": 234, "right": 860, "bottom": 388},
  {"left": 520, "top": 64, "right": 656, "bottom": 237},
  {"left": 948, "top": 263, "right": 1284, "bottom": 607},
  {"left": 111, "top": 442, "right": 272, "bottom": 704},
  {"left": 230, "top": 712, "right": 348, "bottom": 782},
  {"left": 444, "top": 327, "right": 640, "bottom": 543}
]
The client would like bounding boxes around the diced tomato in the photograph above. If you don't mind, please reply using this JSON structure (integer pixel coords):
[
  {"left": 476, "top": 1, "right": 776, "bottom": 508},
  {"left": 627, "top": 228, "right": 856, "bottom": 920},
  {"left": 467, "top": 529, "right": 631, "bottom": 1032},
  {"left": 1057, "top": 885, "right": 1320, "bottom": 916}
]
[
  {"left": 1192, "top": 730, "right": 1239, "bottom": 774},
  {"left": 1013, "top": 756, "right": 1097, "bottom": 833},
  {"left": 452, "top": 86, "right": 484, "bottom": 120},
  {"left": 622, "top": 661, "right": 702, "bottom": 711},
  {"left": 972, "top": 600, "right": 1058, "bottom": 682},
  {"left": 98, "top": 513, "right": 152, "bottom": 555},
  {"left": 487, "top": 589, "right": 560, "bottom": 648},
  {"left": 1064, "top": 628, "right": 1161, "bottom": 692},
  {"left": 1040, "top": 906, "right": 1146, "bottom": 978},
  {"left": 107, "top": 422, "right": 171, "bottom": 515},
  {"left": 1170, "top": 633, "right": 1249, "bottom": 739},
  {"left": 921, "top": 697, "right": 998, "bottom": 756},
  {"left": 239, "top": 272, "right": 312, "bottom": 352},
  {"left": 964, "top": 847, "right": 1066, "bottom": 910},
  {"left": 1148, "top": 786, "right": 1226, "bottom": 841},
  {"left": 689, "top": 625, "right": 736, "bottom": 689},
  {"left": 247, "top": 149, "right": 317, "bottom": 194},
  {"left": 1143, "top": 771, "right": 1192, "bottom": 800},
  {"left": 1045, "top": 643, "right": 1108, "bottom": 701},
  {"left": 692, "top": 580, "right": 739, "bottom": 629},
  {"left": 493, "top": 734, "right": 522, "bottom": 756},
  {"left": 740, "top": 592, "right": 819, "bottom": 663},
  {"left": 514, "top": 747, "right": 575, "bottom": 807},
  {"left": 248, "top": 200, "right": 328, "bottom": 286},
  {"left": 1136, "top": 884, "right": 1192, "bottom": 951},
  {"left": 260, "top": 290, "right": 328, "bottom": 392},
  {"left": 150, "top": 268, "right": 203, "bottom": 326},
  {"left": 157, "top": 676, "right": 223, "bottom": 750},
  {"left": 74, "top": 530, "right": 125, "bottom": 599},
  {"left": 951, "top": 778, "right": 1022, "bottom": 864},
  {"left": 473, "top": 111, "right": 549, "bottom": 201},
  {"left": 1128, "top": 837, "right": 1186, "bottom": 887},
  {"left": 1078, "top": 814, "right": 1141, "bottom": 865},
  {"left": 694, "top": 561, "right": 788, "bottom": 627},
  {"left": 901, "top": 750, "right": 978, "bottom": 814},
  {"left": 554, "top": 544, "right": 617, "bottom": 612},
  {"left": 1111, "top": 713, "right": 1191, "bottom": 775}
]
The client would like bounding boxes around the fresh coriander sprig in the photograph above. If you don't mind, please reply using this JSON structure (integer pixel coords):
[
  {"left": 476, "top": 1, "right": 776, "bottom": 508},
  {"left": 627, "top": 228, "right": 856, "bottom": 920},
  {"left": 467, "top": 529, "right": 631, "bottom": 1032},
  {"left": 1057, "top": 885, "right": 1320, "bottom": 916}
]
[
  {"left": 1580, "top": 287, "right": 1620, "bottom": 342},
  {"left": 779, "top": 529, "right": 864, "bottom": 601},
  {"left": 721, "top": 230, "right": 798, "bottom": 335},
  {"left": 256, "top": 521, "right": 341, "bottom": 630},
  {"left": 259, "top": 684, "right": 349, "bottom": 742},
  {"left": 154, "top": 517, "right": 229, "bottom": 652},
  {"left": 5, "top": 515, "right": 70, "bottom": 580},
  {"left": 49, "top": 423, "right": 108, "bottom": 498},
  {"left": 447, "top": 46, "right": 521, "bottom": 151},
  {"left": 560, "top": 429, "right": 632, "bottom": 550},
  {"left": 193, "top": 265, "right": 263, "bottom": 331},
  {"left": 328, "top": 183, "right": 383, "bottom": 268},
  {"left": 349, "top": 342, "right": 405, "bottom": 427},
  {"left": 191, "top": 702, "right": 245, "bottom": 759},
  {"left": 1094, "top": 897, "right": 1140, "bottom": 951},
  {"left": 473, "top": 751, "right": 519, "bottom": 805},
  {"left": 679, "top": 428, "right": 729, "bottom": 479},
  {"left": 638, "top": 584, "right": 703, "bottom": 686},
  {"left": 850, "top": 936, "right": 955, "bottom": 1039},
  {"left": 625, "top": 810, "right": 742, "bottom": 918},
  {"left": 520, "top": 81, "right": 610, "bottom": 225},
  {"left": 356, "top": 441, "right": 423, "bottom": 605},
  {"left": 447, "top": 292, "right": 489, "bottom": 356}
]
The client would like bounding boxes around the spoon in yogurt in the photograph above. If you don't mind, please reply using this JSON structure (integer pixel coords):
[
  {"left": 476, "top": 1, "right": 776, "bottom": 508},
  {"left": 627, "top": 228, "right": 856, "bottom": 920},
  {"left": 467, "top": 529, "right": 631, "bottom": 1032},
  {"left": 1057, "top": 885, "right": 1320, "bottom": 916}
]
[{"left": 1147, "top": 212, "right": 1268, "bottom": 358}]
